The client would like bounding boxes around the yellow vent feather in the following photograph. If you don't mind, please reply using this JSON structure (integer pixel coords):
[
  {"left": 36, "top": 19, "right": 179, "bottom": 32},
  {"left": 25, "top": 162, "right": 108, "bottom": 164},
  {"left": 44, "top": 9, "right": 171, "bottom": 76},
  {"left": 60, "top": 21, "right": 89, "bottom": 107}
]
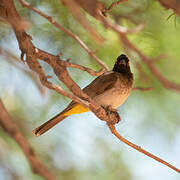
[{"left": 63, "top": 104, "right": 89, "bottom": 116}]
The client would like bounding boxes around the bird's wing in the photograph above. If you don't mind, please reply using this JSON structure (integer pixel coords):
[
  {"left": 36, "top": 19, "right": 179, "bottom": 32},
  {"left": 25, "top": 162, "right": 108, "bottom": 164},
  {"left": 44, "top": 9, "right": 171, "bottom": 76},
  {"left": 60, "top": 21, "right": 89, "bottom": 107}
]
[
  {"left": 33, "top": 72, "right": 119, "bottom": 136},
  {"left": 83, "top": 71, "right": 118, "bottom": 97},
  {"left": 65, "top": 71, "right": 118, "bottom": 109}
]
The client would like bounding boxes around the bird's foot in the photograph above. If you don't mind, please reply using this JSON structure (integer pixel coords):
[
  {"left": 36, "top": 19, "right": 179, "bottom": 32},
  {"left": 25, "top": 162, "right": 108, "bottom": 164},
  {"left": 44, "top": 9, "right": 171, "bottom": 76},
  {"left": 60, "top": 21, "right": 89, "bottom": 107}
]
[{"left": 101, "top": 105, "right": 121, "bottom": 125}]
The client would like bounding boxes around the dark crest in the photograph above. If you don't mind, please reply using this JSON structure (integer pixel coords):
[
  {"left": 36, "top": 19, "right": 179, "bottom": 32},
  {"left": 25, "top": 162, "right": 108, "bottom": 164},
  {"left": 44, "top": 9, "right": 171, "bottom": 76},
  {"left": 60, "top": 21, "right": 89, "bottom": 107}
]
[
  {"left": 113, "top": 54, "right": 130, "bottom": 73},
  {"left": 117, "top": 54, "right": 129, "bottom": 64}
]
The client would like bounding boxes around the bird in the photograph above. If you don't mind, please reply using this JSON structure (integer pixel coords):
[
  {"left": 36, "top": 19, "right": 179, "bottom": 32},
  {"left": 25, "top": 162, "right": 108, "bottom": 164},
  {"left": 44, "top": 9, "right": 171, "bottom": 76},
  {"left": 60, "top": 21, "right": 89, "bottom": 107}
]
[{"left": 33, "top": 54, "right": 133, "bottom": 136}]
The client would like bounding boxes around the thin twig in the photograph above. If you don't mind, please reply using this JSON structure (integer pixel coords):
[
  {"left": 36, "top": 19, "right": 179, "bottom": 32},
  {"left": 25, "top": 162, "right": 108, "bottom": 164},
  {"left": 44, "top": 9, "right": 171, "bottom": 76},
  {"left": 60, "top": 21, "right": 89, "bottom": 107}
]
[
  {"left": 158, "top": 0, "right": 180, "bottom": 16},
  {"left": 108, "top": 124, "right": 180, "bottom": 174},
  {"left": 0, "top": 100, "right": 55, "bottom": 180},
  {"left": 92, "top": 12, "right": 180, "bottom": 173},
  {"left": 133, "top": 87, "right": 154, "bottom": 91},
  {"left": 127, "top": 24, "right": 145, "bottom": 34},
  {"left": 152, "top": 53, "right": 168, "bottom": 63},
  {"left": 102, "top": 0, "right": 128, "bottom": 15},
  {"left": 61, "top": 60, "right": 106, "bottom": 76},
  {"left": 18, "top": 0, "right": 108, "bottom": 71},
  {"left": 120, "top": 34, "right": 180, "bottom": 92},
  {"left": 98, "top": 15, "right": 180, "bottom": 92},
  {"left": 61, "top": 0, "right": 104, "bottom": 44},
  {"left": 36, "top": 48, "right": 106, "bottom": 76},
  {"left": 1, "top": 0, "right": 112, "bottom": 123}
]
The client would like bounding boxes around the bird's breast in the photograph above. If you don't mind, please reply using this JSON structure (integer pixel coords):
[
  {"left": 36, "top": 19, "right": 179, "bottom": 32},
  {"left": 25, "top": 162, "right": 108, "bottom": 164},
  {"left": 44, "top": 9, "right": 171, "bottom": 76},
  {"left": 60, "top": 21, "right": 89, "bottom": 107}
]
[{"left": 93, "top": 87, "right": 131, "bottom": 109}]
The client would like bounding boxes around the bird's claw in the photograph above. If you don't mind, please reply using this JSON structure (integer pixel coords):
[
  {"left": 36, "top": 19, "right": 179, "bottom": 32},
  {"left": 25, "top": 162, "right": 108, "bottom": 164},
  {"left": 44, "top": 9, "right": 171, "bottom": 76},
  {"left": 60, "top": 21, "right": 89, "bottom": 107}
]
[{"left": 101, "top": 105, "right": 121, "bottom": 125}]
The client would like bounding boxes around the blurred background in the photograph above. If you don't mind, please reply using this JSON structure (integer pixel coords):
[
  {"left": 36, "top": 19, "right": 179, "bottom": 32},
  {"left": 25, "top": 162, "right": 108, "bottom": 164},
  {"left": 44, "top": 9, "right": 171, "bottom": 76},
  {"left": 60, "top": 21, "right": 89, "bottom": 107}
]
[{"left": 0, "top": 0, "right": 180, "bottom": 179}]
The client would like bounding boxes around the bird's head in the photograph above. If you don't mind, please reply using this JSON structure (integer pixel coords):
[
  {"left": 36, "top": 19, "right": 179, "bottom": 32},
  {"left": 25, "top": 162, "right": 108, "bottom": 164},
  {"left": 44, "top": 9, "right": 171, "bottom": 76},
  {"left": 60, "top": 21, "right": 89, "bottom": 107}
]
[{"left": 113, "top": 54, "right": 131, "bottom": 74}]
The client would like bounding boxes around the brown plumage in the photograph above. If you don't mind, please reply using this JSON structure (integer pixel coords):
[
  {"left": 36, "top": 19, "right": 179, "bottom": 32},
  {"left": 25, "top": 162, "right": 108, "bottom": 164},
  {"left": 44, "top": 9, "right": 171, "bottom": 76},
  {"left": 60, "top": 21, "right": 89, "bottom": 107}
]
[{"left": 33, "top": 54, "right": 133, "bottom": 136}]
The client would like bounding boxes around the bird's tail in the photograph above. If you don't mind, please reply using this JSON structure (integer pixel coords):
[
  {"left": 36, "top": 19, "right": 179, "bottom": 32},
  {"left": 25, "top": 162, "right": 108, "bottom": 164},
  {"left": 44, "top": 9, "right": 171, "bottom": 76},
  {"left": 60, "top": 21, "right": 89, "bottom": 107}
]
[
  {"left": 33, "top": 103, "right": 89, "bottom": 136},
  {"left": 33, "top": 113, "right": 67, "bottom": 136}
]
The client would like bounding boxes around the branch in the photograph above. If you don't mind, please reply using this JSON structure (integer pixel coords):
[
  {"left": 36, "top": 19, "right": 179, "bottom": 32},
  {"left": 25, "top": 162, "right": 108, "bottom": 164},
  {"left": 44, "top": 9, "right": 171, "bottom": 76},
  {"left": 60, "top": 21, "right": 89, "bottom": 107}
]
[
  {"left": 2, "top": 0, "right": 179, "bottom": 174},
  {"left": 120, "top": 34, "right": 180, "bottom": 92},
  {"left": 102, "top": 0, "right": 128, "bottom": 15},
  {"left": 36, "top": 49, "right": 106, "bottom": 76},
  {"left": 63, "top": 61, "right": 106, "bottom": 76},
  {"left": 0, "top": 1, "right": 118, "bottom": 179},
  {"left": 98, "top": 15, "right": 180, "bottom": 93},
  {"left": 1, "top": 0, "right": 118, "bottom": 126},
  {"left": 18, "top": 0, "right": 108, "bottom": 71},
  {"left": 91, "top": 9, "right": 180, "bottom": 173},
  {"left": 34, "top": 50, "right": 111, "bottom": 122},
  {"left": 61, "top": 0, "right": 104, "bottom": 44},
  {"left": 0, "top": 100, "right": 55, "bottom": 180},
  {"left": 108, "top": 124, "right": 180, "bottom": 174},
  {"left": 133, "top": 87, "right": 154, "bottom": 91},
  {"left": 0, "top": 48, "right": 46, "bottom": 95},
  {"left": 159, "top": 0, "right": 180, "bottom": 16}
]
